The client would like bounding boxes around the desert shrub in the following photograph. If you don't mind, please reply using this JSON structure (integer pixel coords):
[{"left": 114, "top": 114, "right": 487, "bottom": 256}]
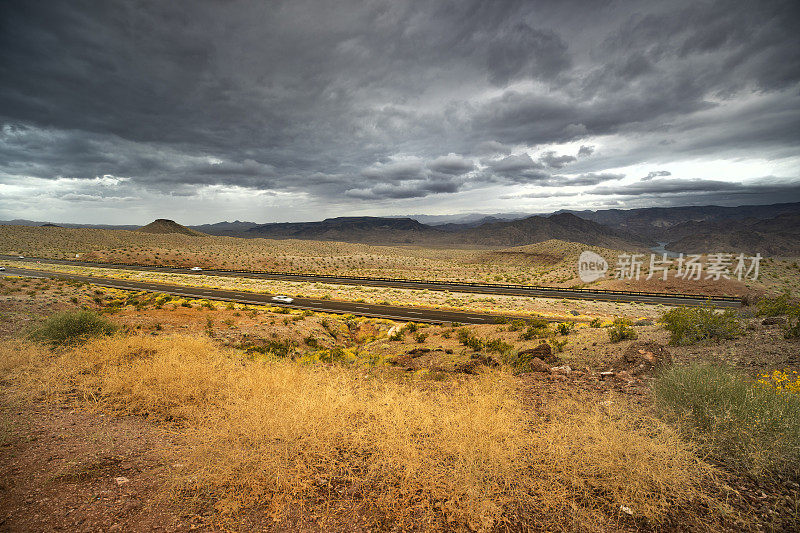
[
  {"left": 556, "top": 322, "right": 574, "bottom": 335},
  {"left": 467, "top": 336, "right": 484, "bottom": 351},
  {"left": 388, "top": 329, "right": 404, "bottom": 341},
  {"left": 414, "top": 332, "right": 428, "bottom": 343},
  {"left": 660, "top": 307, "right": 741, "bottom": 346},
  {"left": 550, "top": 338, "right": 568, "bottom": 353},
  {"left": 786, "top": 314, "right": 800, "bottom": 339},
  {"left": 28, "top": 310, "right": 117, "bottom": 346},
  {"left": 589, "top": 318, "right": 603, "bottom": 328},
  {"left": 608, "top": 319, "right": 637, "bottom": 343},
  {"left": 654, "top": 364, "right": 800, "bottom": 480},
  {"left": 403, "top": 322, "right": 419, "bottom": 334},
  {"left": 756, "top": 292, "right": 795, "bottom": 317},
  {"left": 486, "top": 338, "right": 512, "bottom": 354},
  {"left": 519, "top": 323, "right": 550, "bottom": 341},
  {"left": 508, "top": 319, "right": 526, "bottom": 332}
]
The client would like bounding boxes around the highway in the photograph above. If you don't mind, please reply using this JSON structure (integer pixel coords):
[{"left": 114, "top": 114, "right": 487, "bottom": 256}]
[
  {"left": 1, "top": 266, "right": 529, "bottom": 324},
  {"left": 0, "top": 255, "right": 741, "bottom": 308}
]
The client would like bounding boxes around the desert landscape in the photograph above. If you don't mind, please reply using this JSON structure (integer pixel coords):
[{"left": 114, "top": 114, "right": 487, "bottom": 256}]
[
  {"left": 2, "top": 1, "right": 799, "bottom": 531},
  {"left": 1, "top": 209, "right": 800, "bottom": 531}
]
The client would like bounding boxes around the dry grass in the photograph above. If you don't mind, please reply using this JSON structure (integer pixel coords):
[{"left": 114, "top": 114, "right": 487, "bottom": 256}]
[{"left": 0, "top": 333, "right": 725, "bottom": 530}]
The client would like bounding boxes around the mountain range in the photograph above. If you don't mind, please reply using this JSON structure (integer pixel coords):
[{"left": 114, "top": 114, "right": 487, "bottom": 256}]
[{"left": 2, "top": 201, "right": 798, "bottom": 254}]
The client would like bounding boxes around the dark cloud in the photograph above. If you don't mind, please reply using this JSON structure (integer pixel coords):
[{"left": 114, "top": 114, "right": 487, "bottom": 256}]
[
  {"left": 486, "top": 22, "right": 571, "bottom": 85},
  {"left": 539, "top": 150, "right": 577, "bottom": 169},
  {"left": 643, "top": 170, "right": 671, "bottom": 180},
  {"left": 588, "top": 178, "right": 800, "bottom": 197},
  {"left": 426, "top": 154, "right": 475, "bottom": 175},
  {"left": 0, "top": 0, "right": 798, "bottom": 221}
]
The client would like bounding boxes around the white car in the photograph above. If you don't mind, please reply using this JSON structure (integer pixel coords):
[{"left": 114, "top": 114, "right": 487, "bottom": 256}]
[
  {"left": 17, "top": 256, "right": 24, "bottom": 259},
  {"left": 190, "top": 266, "right": 203, "bottom": 271},
  {"left": 0, "top": 266, "right": 5, "bottom": 271},
  {"left": 271, "top": 295, "right": 294, "bottom": 304}
]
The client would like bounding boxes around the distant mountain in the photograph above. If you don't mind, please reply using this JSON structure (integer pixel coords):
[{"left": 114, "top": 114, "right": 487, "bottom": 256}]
[
  {"left": 243, "top": 213, "right": 649, "bottom": 249},
  {"left": 0, "top": 219, "right": 138, "bottom": 230},
  {"left": 401, "top": 212, "right": 534, "bottom": 226},
  {"left": 666, "top": 213, "right": 800, "bottom": 256},
  {"left": 562, "top": 202, "right": 800, "bottom": 241},
  {"left": 456, "top": 213, "right": 652, "bottom": 248},
  {"left": 245, "top": 216, "right": 439, "bottom": 243},
  {"left": 189, "top": 220, "right": 260, "bottom": 236},
  {"left": 136, "top": 219, "right": 206, "bottom": 236}
]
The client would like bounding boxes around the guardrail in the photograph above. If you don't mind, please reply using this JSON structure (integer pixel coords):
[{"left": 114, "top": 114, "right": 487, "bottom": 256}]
[{"left": 2, "top": 255, "right": 742, "bottom": 303}]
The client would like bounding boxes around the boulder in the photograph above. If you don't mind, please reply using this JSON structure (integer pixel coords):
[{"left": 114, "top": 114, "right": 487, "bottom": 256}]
[
  {"left": 518, "top": 342, "right": 558, "bottom": 364},
  {"left": 528, "top": 357, "right": 552, "bottom": 373}
]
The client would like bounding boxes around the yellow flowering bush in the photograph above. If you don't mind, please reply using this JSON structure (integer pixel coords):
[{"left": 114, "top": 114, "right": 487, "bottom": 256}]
[{"left": 757, "top": 369, "right": 800, "bottom": 395}]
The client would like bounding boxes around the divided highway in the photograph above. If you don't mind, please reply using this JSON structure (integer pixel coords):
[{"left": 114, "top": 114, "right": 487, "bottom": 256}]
[
  {"left": 0, "top": 255, "right": 741, "bottom": 308},
  {"left": 1, "top": 266, "right": 513, "bottom": 324}
]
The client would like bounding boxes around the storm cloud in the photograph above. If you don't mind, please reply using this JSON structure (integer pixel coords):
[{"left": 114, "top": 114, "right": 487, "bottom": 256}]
[{"left": 0, "top": 0, "right": 798, "bottom": 223}]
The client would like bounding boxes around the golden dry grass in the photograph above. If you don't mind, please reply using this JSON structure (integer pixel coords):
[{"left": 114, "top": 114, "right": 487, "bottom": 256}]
[{"left": 0, "top": 334, "right": 726, "bottom": 530}]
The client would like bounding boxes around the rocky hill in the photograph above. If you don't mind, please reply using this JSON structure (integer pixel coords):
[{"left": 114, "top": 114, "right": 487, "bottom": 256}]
[
  {"left": 136, "top": 219, "right": 206, "bottom": 236},
  {"left": 666, "top": 213, "right": 800, "bottom": 256}
]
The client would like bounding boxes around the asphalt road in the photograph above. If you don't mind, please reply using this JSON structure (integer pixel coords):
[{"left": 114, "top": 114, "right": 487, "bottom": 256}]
[
  {"left": 0, "top": 255, "right": 741, "bottom": 308},
  {"left": 1, "top": 266, "right": 526, "bottom": 324}
]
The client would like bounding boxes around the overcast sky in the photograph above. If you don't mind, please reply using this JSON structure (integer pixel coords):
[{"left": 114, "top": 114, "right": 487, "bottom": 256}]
[{"left": 1, "top": 0, "right": 799, "bottom": 224}]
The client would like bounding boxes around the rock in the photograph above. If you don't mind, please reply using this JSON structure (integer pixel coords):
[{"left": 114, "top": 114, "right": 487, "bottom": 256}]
[
  {"left": 634, "top": 319, "right": 653, "bottom": 326},
  {"left": 518, "top": 342, "right": 558, "bottom": 364},
  {"left": 114, "top": 476, "right": 130, "bottom": 486},
  {"left": 405, "top": 347, "right": 431, "bottom": 358},
  {"left": 551, "top": 365, "right": 571, "bottom": 376},
  {"left": 599, "top": 371, "right": 615, "bottom": 379},
  {"left": 454, "top": 361, "right": 479, "bottom": 374},
  {"left": 617, "top": 370, "right": 634, "bottom": 382},
  {"left": 620, "top": 505, "right": 633, "bottom": 516},
  {"left": 621, "top": 342, "right": 671, "bottom": 371},
  {"left": 762, "top": 316, "right": 787, "bottom": 326},
  {"left": 529, "top": 357, "right": 552, "bottom": 373},
  {"left": 570, "top": 310, "right": 580, "bottom": 316},
  {"left": 637, "top": 349, "right": 655, "bottom": 363},
  {"left": 470, "top": 353, "right": 500, "bottom": 368}
]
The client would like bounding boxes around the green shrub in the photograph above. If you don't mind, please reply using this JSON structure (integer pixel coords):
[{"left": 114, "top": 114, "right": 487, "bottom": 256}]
[
  {"left": 660, "top": 307, "right": 741, "bottom": 345},
  {"left": 608, "top": 318, "right": 637, "bottom": 343},
  {"left": 403, "top": 322, "right": 419, "bottom": 334},
  {"left": 29, "top": 310, "right": 118, "bottom": 346},
  {"left": 654, "top": 364, "right": 800, "bottom": 480},
  {"left": 756, "top": 292, "right": 795, "bottom": 317},
  {"left": 414, "top": 332, "right": 428, "bottom": 343},
  {"left": 589, "top": 318, "right": 603, "bottom": 328},
  {"left": 556, "top": 322, "right": 574, "bottom": 336},
  {"left": 550, "top": 338, "right": 568, "bottom": 353},
  {"left": 486, "top": 338, "right": 512, "bottom": 354},
  {"left": 520, "top": 320, "right": 549, "bottom": 340},
  {"left": 467, "top": 336, "right": 484, "bottom": 351},
  {"left": 508, "top": 319, "right": 526, "bottom": 332}
]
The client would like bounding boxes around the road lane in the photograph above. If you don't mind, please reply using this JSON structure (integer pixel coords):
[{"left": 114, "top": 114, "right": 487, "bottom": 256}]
[
  {"left": 2, "top": 266, "right": 538, "bottom": 324},
  {"left": 0, "top": 255, "right": 741, "bottom": 308}
]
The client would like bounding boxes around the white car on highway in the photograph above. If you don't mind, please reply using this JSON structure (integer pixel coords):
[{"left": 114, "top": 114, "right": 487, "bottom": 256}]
[
  {"left": 0, "top": 266, "right": 5, "bottom": 271},
  {"left": 190, "top": 266, "right": 203, "bottom": 271},
  {"left": 271, "top": 295, "right": 294, "bottom": 304}
]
